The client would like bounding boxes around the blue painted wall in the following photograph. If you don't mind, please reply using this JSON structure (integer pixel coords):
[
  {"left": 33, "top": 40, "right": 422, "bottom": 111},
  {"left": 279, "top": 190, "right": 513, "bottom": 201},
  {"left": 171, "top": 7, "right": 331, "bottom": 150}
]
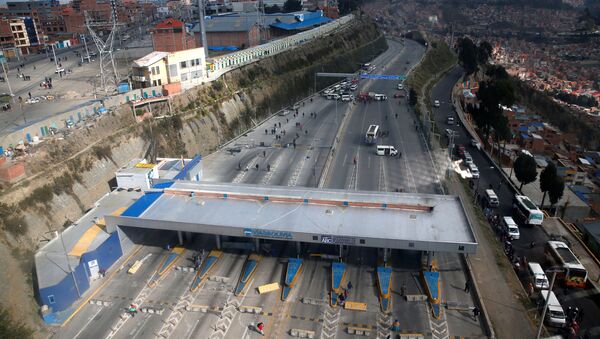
[{"left": 38, "top": 232, "right": 123, "bottom": 314}]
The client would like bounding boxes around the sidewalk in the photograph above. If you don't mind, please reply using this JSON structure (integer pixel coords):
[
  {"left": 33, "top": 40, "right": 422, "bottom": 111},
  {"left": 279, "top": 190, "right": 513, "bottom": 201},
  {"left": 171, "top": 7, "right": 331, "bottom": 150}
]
[{"left": 448, "top": 177, "right": 536, "bottom": 339}]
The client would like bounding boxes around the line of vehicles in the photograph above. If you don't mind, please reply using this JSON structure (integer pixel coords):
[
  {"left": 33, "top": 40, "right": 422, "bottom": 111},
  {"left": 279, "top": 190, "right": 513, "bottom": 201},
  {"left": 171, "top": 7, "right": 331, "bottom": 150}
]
[{"left": 482, "top": 186, "right": 588, "bottom": 329}]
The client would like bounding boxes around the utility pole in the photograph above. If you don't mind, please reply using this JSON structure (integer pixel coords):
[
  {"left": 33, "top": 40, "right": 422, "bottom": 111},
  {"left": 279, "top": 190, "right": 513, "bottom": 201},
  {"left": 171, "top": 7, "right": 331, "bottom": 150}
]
[
  {"left": 51, "top": 44, "right": 58, "bottom": 70},
  {"left": 197, "top": 0, "right": 208, "bottom": 62},
  {"left": 1, "top": 59, "right": 14, "bottom": 103},
  {"left": 536, "top": 267, "right": 562, "bottom": 339}
]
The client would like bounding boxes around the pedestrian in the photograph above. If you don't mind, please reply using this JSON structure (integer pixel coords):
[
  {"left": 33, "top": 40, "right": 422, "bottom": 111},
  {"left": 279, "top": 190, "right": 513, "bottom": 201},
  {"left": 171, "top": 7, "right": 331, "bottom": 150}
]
[
  {"left": 400, "top": 283, "right": 406, "bottom": 296},
  {"left": 577, "top": 308, "right": 584, "bottom": 323},
  {"left": 391, "top": 319, "right": 400, "bottom": 331},
  {"left": 265, "top": 129, "right": 268, "bottom": 135},
  {"left": 464, "top": 280, "right": 470, "bottom": 293},
  {"left": 278, "top": 122, "right": 281, "bottom": 128},
  {"left": 344, "top": 289, "right": 348, "bottom": 299},
  {"left": 472, "top": 306, "right": 480, "bottom": 320},
  {"left": 529, "top": 241, "right": 535, "bottom": 249},
  {"left": 263, "top": 150, "right": 266, "bottom": 157},
  {"left": 347, "top": 281, "right": 352, "bottom": 290},
  {"left": 28, "top": 91, "right": 31, "bottom": 99},
  {"left": 256, "top": 322, "right": 264, "bottom": 335},
  {"left": 267, "top": 164, "right": 271, "bottom": 172},
  {"left": 166, "top": 243, "right": 171, "bottom": 251},
  {"left": 527, "top": 282, "right": 534, "bottom": 296},
  {"left": 255, "top": 164, "right": 259, "bottom": 171}
]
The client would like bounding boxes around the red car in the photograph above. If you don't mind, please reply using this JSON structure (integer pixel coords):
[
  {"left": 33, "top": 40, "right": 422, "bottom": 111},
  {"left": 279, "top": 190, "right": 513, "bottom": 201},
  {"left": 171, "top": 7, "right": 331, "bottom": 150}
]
[
  {"left": 393, "top": 92, "right": 405, "bottom": 98},
  {"left": 456, "top": 144, "right": 465, "bottom": 157}
]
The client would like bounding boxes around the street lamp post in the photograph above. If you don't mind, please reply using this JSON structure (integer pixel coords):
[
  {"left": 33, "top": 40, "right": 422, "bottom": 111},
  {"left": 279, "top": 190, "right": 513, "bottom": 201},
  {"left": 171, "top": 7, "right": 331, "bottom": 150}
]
[{"left": 536, "top": 267, "right": 563, "bottom": 339}]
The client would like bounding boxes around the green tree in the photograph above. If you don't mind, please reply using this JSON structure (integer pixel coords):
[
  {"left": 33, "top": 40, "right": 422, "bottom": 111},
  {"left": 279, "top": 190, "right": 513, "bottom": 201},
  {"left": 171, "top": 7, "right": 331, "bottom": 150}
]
[
  {"left": 548, "top": 176, "right": 565, "bottom": 208},
  {"left": 0, "top": 306, "right": 33, "bottom": 339},
  {"left": 457, "top": 37, "right": 478, "bottom": 75},
  {"left": 539, "top": 162, "right": 557, "bottom": 207},
  {"left": 513, "top": 153, "right": 537, "bottom": 190},
  {"left": 283, "top": 0, "right": 302, "bottom": 12},
  {"left": 485, "top": 64, "right": 509, "bottom": 80},
  {"left": 477, "top": 41, "right": 493, "bottom": 65}
]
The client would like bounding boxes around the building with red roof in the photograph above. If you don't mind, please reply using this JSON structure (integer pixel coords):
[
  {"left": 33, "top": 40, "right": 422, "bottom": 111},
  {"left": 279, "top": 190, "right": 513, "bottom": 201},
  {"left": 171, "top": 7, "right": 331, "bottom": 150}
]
[{"left": 151, "top": 18, "right": 197, "bottom": 53}]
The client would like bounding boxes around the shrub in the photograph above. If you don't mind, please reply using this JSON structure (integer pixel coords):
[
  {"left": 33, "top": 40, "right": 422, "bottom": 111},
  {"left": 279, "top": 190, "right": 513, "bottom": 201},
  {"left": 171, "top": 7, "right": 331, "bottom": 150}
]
[{"left": 3, "top": 214, "right": 28, "bottom": 236}]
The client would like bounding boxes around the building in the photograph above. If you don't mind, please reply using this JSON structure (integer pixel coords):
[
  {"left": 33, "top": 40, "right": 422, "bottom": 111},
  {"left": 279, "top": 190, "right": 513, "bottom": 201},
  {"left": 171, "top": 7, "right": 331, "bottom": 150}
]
[
  {"left": 556, "top": 158, "right": 586, "bottom": 186},
  {"left": 191, "top": 11, "right": 332, "bottom": 50},
  {"left": 4, "top": 0, "right": 60, "bottom": 45},
  {"left": 131, "top": 47, "right": 206, "bottom": 90},
  {"left": 0, "top": 19, "right": 15, "bottom": 53},
  {"left": 151, "top": 18, "right": 197, "bottom": 53},
  {"left": 8, "top": 17, "right": 39, "bottom": 55}
]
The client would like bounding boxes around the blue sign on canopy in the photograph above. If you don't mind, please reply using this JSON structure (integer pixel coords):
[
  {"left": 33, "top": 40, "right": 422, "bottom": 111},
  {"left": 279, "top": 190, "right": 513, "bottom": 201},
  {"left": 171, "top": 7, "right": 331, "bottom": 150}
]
[{"left": 360, "top": 74, "right": 406, "bottom": 80}]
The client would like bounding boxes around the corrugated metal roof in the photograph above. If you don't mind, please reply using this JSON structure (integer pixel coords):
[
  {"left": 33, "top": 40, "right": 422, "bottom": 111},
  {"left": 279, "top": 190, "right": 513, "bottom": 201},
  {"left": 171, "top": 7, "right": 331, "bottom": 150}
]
[{"left": 133, "top": 51, "right": 168, "bottom": 68}]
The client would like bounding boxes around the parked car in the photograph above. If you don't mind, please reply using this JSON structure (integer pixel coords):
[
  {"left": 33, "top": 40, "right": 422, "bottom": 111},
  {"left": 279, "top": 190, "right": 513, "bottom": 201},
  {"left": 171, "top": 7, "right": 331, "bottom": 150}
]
[{"left": 434, "top": 100, "right": 440, "bottom": 107}]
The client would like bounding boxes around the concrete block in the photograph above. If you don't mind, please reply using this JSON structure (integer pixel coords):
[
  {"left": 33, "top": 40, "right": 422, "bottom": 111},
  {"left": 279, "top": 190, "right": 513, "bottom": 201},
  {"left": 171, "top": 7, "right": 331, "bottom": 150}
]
[
  {"left": 289, "top": 329, "right": 315, "bottom": 338},
  {"left": 405, "top": 294, "right": 427, "bottom": 302}
]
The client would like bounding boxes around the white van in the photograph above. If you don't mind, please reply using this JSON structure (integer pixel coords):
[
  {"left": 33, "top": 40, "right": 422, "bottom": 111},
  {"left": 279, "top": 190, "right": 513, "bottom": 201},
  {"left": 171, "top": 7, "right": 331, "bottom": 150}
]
[
  {"left": 538, "top": 290, "right": 567, "bottom": 328},
  {"left": 527, "top": 262, "right": 550, "bottom": 290},
  {"left": 502, "top": 216, "right": 520, "bottom": 240},
  {"left": 485, "top": 189, "right": 499, "bottom": 207},
  {"left": 374, "top": 94, "right": 388, "bottom": 101},
  {"left": 341, "top": 94, "right": 352, "bottom": 102},
  {"left": 463, "top": 152, "right": 473, "bottom": 165},
  {"left": 397, "top": 83, "right": 403, "bottom": 90},
  {"left": 376, "top": 145, "right": 399, "bottom": 156},
  {"left": 469, "top": 163, "right": 479, "bottom": 178}
]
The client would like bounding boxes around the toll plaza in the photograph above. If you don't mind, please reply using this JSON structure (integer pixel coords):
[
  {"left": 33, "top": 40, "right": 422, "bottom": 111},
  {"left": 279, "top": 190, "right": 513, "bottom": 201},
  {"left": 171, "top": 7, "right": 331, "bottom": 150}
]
[{"left": 36, "top": 180, "right": 477, "bottom": 332}]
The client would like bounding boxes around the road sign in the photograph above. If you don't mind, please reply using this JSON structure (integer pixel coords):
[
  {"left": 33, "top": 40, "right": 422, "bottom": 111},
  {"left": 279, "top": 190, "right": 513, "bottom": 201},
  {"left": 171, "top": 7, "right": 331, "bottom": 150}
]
[{"left": 360, "top": 74, "right": 406, "bottom": 80}]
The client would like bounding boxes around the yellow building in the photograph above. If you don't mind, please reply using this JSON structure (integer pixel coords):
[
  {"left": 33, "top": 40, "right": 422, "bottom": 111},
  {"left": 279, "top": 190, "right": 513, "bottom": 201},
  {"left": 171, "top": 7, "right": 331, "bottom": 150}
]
[{"left": 131, "top": 47, "right": 206, "bottom": 90}]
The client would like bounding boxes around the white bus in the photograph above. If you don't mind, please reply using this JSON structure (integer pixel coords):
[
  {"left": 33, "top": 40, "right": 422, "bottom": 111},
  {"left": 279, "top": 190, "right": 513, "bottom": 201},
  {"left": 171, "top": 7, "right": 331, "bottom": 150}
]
[
  {"left": 365, "top": 124, "right": 379, "bottom": 144},
  {"left": 513, "top": 195, "right": 544, "bottom": 225},
  {"left": 545, "top": 241, "right": 587, "bottom": 288}
]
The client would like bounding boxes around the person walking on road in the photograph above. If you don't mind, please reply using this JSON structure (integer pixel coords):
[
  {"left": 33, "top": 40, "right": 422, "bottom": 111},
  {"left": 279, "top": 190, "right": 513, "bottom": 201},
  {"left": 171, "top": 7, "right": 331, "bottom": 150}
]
[
  {"left": 464, "top": 279, "right": 470, "bottom": 293},
  {"left": 472, "top": 306, "right": 480, "bottom": 320},
  {"left": 256, "top": 322, "right": 265, "bottom": 335}
]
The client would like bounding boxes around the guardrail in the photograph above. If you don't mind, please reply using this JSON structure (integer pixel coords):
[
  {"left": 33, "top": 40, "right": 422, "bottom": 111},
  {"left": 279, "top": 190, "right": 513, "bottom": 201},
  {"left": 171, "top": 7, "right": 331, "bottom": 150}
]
[{"left": 209, "top": 15, "right": 354, "bottom": 74}]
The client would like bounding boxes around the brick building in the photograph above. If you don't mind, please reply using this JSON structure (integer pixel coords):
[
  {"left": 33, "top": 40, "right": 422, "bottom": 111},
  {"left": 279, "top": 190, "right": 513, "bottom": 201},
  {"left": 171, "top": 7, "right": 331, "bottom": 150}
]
[{"left": 151, "top": 18, "right": 197, "bottom": 53}]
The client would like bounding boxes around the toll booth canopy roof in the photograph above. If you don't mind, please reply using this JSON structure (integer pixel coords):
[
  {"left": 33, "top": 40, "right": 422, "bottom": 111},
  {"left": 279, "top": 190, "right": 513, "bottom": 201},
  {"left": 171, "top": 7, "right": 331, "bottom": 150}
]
[{"left": 110, "top": 182, "right": 477, "bottom": 253}]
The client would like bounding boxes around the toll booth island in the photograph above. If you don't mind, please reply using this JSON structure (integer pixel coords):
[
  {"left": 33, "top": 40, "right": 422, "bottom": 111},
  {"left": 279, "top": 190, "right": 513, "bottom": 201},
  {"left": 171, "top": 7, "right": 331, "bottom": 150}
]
[{"left": 35, "top": 179, "right": 477, "bottom": 323}]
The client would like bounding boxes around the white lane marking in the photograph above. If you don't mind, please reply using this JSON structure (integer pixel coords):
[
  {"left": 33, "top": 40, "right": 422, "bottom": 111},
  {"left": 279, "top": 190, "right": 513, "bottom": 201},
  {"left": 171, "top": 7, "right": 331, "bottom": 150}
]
[{"left": 73, "top": 307, "right": 102, "bottom": 339}]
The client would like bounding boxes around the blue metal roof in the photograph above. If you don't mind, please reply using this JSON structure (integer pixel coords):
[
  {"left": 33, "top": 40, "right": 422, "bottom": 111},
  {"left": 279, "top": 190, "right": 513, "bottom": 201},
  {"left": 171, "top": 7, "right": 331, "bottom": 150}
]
[
  {"left": 270, "top": 16, "right": 332, "bottom": 31},
  {"left": 521, "top": 134, "right": 530, "bottom": 139},
  {"left": 174, "top": 155, "right": 202, "bottom": 180},
  {"left": 121, "top": 191, "right": 164, "bottom": 217},
  {"left": 518, "top": 125, "right": 528, "bottom": 132}
]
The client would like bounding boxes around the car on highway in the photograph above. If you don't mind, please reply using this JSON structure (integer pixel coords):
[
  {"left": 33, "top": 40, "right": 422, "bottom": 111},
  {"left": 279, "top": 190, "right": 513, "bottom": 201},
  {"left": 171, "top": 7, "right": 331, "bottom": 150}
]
[
  {"left": 397, "top": 83, "right": 403, "bottom": 90},
  {"left": 341, "top": 94, "right": 352, "bottom": 102},
  {"left": 471, "top": 138, "right": 481, "bottom": 149},
  {"left": 447, "top": 116, "right": 454, "bottom": 125},
  {"left": 434, "top": 100, "right": 440, "bottom": 107},
  {"left": 26, "top": 97, "right": 40, "bottom": 104},
  {"left": 463, "top": 151, "right": 473, "bottom": 165},
  {"left": 502, "top": 216, "right": 520, "bottom": 240},
  {"left": 350, "top": 84, "right": 358, "bottom": 91},
  {"left": 55, "top": 67, "right": 65, "bottom": 74},
  {"left": 393, "top": 92, "right": 405, "bottom": 98},
  {"left": 468, "top": 163, "right": 479, "bottom": 178},
  {"left": 376, "top": 145, "right": 399, "bottom": 156},
  {"left": 445, "top": 128, "right": 457, "bottom": 137},
  {"left": 456, "top": 144, "right": 465, "bottom": 157},
  {"left": 278, "top": 109, "right": 291, "bottom": 116}
]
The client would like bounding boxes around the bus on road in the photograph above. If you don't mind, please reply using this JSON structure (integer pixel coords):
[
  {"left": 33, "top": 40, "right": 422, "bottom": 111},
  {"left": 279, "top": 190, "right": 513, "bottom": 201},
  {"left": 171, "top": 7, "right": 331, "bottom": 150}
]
[
  {"left": 513, "top": 195, "right": 544, "bottom": 226},
  {"left": 365, "top": 124, "right": 379, "bottom": 144},
  {"left": 545, "top": 240, "right": 587, "bottom": 288}
]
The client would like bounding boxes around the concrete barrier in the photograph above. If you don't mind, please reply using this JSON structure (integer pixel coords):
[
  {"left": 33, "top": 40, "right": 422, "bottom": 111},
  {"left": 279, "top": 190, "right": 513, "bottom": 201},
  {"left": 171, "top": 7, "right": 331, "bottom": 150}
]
[
  {"left": 445, "top": 301, "right": 471, "bottom": 310},
  {"left": 301, "top": 297, "right": 326, "bottom": 305},
  {"left": 290, "top": 328, "right": 316, "bottom": 338},
  {"left": 238, "top": 305, "right": 262, "bottom": 314},
  {"left": 140, "top": 306, "right": 164, "bottom": 315},
  {"left": 89, "top": 299, "right": 113, "bottom": 306},
  {"left": 405, "top": 294, "right": 427, "bottom": 302},
  {"left": 347, "top": 326, "right": 371, "bottom": 336},
  {"left": 185, "top": 304, "right": 209, "bottom": 313},
  {"left": 175, "top": 266, "right": 196, "bottom": 272},
  {"left": 208, "top": 275, "right": 230, "bottom": 283},
  {"left": 399, "top": 334, "right": 424, "bottom": 339}
]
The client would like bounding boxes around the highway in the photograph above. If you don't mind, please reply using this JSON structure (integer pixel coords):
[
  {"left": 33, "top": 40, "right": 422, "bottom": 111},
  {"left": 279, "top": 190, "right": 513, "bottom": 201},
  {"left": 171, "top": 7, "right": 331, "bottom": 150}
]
[
  {"left": 431, "top": 66, "right": 600, "bottom": 337},
  {"left": 53, "top": 40, "right": 485, "bottom": 339}
]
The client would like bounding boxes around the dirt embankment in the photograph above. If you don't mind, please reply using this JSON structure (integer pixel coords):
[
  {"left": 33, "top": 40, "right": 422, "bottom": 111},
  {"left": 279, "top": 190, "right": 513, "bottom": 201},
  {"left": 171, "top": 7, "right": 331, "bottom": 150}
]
[{"left": 0, "top": 16, "right": 386, "bottom": 334}]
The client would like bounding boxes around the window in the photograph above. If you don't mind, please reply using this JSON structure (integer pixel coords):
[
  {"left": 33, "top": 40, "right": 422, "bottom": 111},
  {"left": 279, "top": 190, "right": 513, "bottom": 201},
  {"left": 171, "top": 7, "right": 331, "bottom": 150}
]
[
  {"left": 359, "top": 239, "right": 365, "bottom": 244},
  {"left": 169, "top": 64, "right": 178, "bottom": 76},
  {"left": 458, "top": 245, "right": 465, "bottom": 251},
  {"left": 312, "top": 235, "right": 318, "bottom": 241},
  {"left": 181, "top": 73, "right": 188, "bottom": 81},
  {"left": 409, "top": 242, "right": 415, "bottom": 248},
  {"left": 180, "top": 61, "right": 187, "bottom": 69},
  {"left": 155, "top": 66, "right": 160, "bottom": 75},
  {"left": 151, "top": 67, "right": 155, "bottom": 75},
  {"left": 190, "top": 59, "right": 196, "bottom": 66},
  {"left": 48, "top": 295, "right": 55, "bottom": 304},
  {"left": 152, "top": 80, "right": 157, "bottom": 86},
  {"left": 192, "top": 70, "right": 202, "bottom": 79},
  {"left": 157, "top": 79, "right": 162, "bottom": 86}
]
